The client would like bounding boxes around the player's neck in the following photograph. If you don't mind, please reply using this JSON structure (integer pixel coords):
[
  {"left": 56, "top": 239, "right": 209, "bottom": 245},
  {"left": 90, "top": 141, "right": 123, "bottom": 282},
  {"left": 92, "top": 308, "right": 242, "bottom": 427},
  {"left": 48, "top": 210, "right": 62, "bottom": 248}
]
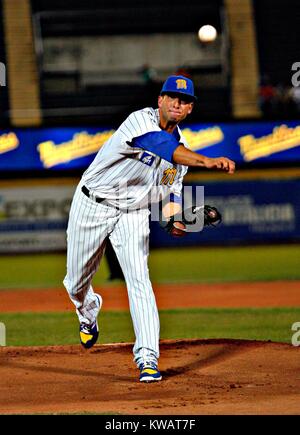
[
  {"left": 159, "top": 115, "right": 178, "bottom": 134},
  {"left": 160, "top": 123, "right": 177, "bottom": 134}
]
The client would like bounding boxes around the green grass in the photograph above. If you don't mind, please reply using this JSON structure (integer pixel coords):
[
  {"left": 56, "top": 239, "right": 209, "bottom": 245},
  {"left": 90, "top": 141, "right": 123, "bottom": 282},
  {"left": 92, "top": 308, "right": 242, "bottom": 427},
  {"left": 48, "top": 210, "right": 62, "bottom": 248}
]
[
  {"left": 1, "top": 244, "right": 300, "bottom": 290},
  {"left": 149, "top": 244, "right": 300, "bottom": 283},
  {"left": 1, "top": 307, "right": 299, "bottom": 346}
]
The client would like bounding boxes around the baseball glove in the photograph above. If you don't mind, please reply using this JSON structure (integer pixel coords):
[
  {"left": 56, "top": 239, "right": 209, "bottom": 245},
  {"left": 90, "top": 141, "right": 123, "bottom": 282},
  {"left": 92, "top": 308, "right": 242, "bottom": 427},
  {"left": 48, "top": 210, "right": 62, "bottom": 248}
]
[{"left": 160, "top": 204, "right": 222, "bottom": 237}]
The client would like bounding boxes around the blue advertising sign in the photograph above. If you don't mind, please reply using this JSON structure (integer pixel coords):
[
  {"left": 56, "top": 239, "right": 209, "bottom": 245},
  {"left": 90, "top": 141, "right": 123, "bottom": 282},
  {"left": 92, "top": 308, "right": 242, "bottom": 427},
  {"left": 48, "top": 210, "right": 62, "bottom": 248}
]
[
  {"left": 184, "top": 120, "right": 300, "bottom": 164},
  {"left": 0, "top": 120, "right": 300, "bottom": 171},
  {"left": 0, "top": 127, "right": 115, "bottom": 170},
  {"left": 0, "top": 177, "right": 299, "bottom": 252},
  {"left": 149, "top": 178, "right": 300, "bottom": 247}
]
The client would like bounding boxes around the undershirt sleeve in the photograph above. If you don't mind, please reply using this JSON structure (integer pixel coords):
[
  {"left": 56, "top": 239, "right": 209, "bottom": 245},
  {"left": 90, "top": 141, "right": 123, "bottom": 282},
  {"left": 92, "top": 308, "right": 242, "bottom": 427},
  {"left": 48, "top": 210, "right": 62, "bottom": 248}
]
[{"left": 129, "top": 131, "right": 180, "bottom": 163}]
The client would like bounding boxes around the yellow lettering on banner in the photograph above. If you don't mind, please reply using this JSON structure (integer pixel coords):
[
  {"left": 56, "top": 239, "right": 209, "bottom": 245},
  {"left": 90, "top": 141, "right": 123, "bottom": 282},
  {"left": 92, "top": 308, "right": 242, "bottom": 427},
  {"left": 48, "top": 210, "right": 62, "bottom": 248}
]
[
  {"left": 0, "top": 132, "right": 19, "bottom": 154},
  {"left": 161, "top": 168, "right": 177, "bottom": 186},
  {"left": 38, "top": 130, "right": 115, "bottom": 168},
  {"left": 238, "top": 124, "right": 300, "bottom": 161},
  {"left": 181, "top": 127, "right": 224, "bottom": 151}
]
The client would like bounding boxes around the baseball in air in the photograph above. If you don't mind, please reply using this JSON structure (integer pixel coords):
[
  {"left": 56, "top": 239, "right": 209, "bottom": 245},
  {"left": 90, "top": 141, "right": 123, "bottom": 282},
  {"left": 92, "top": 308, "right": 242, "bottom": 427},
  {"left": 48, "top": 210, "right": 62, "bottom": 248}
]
[{"left": 198, "top": 25, "right": 217, "bottom": 43}]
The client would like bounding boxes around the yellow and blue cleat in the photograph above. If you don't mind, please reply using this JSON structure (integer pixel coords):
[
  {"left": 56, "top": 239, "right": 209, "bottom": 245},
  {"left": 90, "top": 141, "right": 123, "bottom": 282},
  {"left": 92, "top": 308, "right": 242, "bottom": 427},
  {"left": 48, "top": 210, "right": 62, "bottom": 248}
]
[
  {"left": 79, "top": 294, "right": 102, "bottom": 349},
  {"left": 139, "top": 363, "right": 162, "bottom": 383},
  {"left": 79, "top": 322, "right": 99, "bottom": 349}
]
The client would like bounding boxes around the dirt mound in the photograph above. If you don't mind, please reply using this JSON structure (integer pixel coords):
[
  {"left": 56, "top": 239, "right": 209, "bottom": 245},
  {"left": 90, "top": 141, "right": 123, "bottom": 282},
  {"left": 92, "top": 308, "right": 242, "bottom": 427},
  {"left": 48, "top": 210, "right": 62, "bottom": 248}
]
[{"left": 0, "top": 339, "right": 299, "bottom": 415}]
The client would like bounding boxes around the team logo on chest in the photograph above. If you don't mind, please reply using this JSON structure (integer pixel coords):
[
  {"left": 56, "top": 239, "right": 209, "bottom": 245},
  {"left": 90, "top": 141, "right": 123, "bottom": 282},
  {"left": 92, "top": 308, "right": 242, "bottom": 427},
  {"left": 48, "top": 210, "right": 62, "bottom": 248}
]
[
  {"left": 161, "top": 167, "right": 177, "bottom": 185},
  {"left": 140, "top": 152, "right": 155, "bottom": 166}
]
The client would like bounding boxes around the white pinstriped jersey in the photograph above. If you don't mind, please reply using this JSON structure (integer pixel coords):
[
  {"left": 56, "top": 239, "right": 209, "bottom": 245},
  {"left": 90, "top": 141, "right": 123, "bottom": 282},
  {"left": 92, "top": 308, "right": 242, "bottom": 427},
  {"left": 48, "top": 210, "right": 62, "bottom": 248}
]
[
  {"left": 65, "top": 106, "right": 191, "bottom": 364},
  {"left": 81, "top": 108, "right": 189, "bottom": 209}
]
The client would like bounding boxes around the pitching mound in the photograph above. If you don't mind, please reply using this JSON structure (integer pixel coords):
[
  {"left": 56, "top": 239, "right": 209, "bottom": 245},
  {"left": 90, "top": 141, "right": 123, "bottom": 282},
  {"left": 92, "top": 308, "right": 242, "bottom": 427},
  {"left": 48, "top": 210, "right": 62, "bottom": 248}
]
[{"left": 0, "top": 338, "right": 299, "bottom": 415}]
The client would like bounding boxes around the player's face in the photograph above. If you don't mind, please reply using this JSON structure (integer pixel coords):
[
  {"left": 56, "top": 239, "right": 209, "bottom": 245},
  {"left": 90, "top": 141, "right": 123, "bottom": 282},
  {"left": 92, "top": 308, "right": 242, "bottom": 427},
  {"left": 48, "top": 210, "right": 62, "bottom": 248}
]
[{"left": 158, "top": 94, "right": 194, "bottom": 125}]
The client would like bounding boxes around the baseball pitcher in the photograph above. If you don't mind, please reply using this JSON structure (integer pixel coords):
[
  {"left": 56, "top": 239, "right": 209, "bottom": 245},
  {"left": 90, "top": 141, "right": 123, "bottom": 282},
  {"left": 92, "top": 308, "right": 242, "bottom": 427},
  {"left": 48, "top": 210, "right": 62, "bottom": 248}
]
[{"left": 63, "top": 75, "right": 235, "bottom": 382}]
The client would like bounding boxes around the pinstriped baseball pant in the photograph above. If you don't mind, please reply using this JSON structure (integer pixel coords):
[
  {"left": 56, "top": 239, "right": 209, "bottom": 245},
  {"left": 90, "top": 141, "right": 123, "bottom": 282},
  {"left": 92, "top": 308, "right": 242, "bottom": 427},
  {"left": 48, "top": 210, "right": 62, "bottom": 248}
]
[{"left": 63, "top": 183, "right": 160, "bottom": 366}]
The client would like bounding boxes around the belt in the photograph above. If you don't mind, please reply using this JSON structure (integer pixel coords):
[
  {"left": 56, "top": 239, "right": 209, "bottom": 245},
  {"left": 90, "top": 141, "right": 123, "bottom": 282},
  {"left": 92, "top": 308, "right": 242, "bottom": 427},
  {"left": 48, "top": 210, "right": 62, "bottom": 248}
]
[
  {"left": 81, "top": 185, "right": 120, "bottom": 210},
  {"left": 81, "top": 185, "right": 105, "bottom": 204}
]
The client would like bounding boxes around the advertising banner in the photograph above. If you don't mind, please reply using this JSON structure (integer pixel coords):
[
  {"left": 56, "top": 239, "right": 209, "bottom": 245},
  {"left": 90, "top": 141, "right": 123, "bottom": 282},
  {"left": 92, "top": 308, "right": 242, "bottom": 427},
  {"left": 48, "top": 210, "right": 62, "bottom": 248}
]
[
  {"left": 0, "top": 177, "right": 299, "bottom": 253},
  {"left": 0, "top": 182, "right": 76, "bottom": 253},
  {"left": 150, "top": 178, "right": 300, "bottom": 247},
  {"left": 0, "top": 120, "right": 300, "bottom": 171}
]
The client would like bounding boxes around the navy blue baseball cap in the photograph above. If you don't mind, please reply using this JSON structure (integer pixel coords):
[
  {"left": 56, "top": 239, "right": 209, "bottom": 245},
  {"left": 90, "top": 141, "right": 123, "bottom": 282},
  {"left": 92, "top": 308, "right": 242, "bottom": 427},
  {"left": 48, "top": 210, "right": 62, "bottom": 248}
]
[{"left": 160, "top": 75, "right": 197, "bottom": 102}]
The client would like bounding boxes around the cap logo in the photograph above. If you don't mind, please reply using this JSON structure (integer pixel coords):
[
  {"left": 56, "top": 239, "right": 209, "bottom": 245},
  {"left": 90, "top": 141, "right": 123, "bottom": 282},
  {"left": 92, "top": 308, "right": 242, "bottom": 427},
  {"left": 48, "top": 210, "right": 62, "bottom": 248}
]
[{"left": 176, "top": 79, "right": 187, "bottom": 90}]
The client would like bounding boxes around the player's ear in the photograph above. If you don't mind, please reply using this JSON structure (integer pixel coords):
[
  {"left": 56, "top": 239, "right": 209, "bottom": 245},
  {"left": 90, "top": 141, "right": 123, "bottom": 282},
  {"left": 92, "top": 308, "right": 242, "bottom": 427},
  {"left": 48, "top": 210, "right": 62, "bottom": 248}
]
[
  {"left": 187, "top": 102, "right": 194, "bottom": 114},
  {"left": 158, "top": 95, "right": 163, "bottom": 107}
]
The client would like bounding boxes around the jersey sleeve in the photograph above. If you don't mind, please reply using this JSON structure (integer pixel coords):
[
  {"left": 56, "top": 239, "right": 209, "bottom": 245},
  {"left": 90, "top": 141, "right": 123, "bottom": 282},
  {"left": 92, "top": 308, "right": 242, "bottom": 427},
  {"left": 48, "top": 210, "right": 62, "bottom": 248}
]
[
  {"left": 131, "top": 131, "right": 180, "bottom": 163},
  {"left": 119, "top": 109, "right": 160, "bottom": 142},
  {"left": 119, "top": 109, "right": 181, "bottom": 163},
  {"left": 117, "top": 109, "right": 161, "bottom": 157}
]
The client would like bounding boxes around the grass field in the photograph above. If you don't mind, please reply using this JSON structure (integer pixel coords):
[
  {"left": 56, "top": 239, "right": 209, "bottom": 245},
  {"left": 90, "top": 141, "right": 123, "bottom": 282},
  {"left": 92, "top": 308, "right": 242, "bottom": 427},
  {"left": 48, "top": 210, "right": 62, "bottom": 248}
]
[
  {"left": 1, "top": 244, "right": 300, "bottom": 290},
  {"left": 1, "top": 244, "right": 299, "bottom": 347},
  {"left": 1, "top": 307, "right": 299, "bottom": 346}
]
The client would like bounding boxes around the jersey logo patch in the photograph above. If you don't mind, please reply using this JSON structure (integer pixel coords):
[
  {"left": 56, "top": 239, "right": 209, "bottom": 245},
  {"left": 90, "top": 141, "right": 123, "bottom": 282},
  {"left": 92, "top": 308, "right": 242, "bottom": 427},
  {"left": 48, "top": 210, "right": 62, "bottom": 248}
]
[
  {"left": 140, "top": 152, "right": 155, "bottom": 166},
  {"left": 161, "top": 167, "right": 177, "bottom": 185}
]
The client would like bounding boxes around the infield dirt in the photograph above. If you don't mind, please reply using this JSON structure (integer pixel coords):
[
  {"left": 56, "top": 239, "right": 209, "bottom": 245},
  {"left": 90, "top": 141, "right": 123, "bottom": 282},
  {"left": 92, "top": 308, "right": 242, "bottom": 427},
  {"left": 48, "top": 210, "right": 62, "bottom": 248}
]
[
  {"left": 1, "top": 280, "right": 300, "bottom": 312},
  {"left": 0, "top": 339, "right": 299, "bottom": 415},
  {"left": 1, "top": 280, "right": 300, "bottom": 414}
]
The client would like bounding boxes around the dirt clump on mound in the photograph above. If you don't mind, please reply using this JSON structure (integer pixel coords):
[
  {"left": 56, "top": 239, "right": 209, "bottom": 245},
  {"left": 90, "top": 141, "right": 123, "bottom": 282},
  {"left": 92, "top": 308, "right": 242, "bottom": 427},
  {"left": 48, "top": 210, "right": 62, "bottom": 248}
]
[{"left": 0, "top": 339, "right": 299, "bottom": 415}]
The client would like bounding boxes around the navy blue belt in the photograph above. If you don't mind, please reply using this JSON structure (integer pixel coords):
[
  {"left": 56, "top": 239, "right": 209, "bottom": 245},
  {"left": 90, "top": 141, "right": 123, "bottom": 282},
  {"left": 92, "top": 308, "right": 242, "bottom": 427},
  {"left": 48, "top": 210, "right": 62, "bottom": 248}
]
[
  {"left": 81, "top": 185, "right": 105, "bottom": 204},
  {"left": 81, "top": 185, "right": 121, "bottom": 210}
]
